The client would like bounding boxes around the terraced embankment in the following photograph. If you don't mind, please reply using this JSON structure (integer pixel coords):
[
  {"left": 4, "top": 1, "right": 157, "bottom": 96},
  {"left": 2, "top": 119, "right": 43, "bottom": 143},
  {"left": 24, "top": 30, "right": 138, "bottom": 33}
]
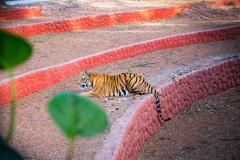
[
  {"left": 0, "top": 0, "right": 222, "bottom": 27},
  {"left": 0, "top": 1, "right": 240, "bottom": 160},
  {"left": 0, "top": 38, "right": 239, "bottom": 159}
]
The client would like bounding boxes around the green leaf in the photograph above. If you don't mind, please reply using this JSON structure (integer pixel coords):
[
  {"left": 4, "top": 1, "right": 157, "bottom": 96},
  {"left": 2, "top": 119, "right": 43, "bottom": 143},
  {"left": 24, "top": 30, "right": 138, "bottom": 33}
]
[
  {"left": 0, "top": 135, "right": 23, "bottom": 160},
  {"left": 0, "top": 31, "right": 32, "bottom": 70},
  {"left": 48, "top": 92, "right": 108, "bottom": 139}
]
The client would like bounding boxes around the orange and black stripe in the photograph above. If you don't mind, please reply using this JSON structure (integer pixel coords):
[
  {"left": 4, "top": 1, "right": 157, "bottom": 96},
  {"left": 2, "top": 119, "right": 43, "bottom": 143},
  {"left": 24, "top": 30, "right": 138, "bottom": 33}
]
[{"left": 80, "top": 72, "right": 170, "bottom": 122}]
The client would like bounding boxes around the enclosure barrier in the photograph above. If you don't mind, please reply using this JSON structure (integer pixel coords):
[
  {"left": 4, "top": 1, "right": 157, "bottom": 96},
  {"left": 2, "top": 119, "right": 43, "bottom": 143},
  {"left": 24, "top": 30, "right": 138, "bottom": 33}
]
[
  {"left": 0, "top": 1, "right": 239, "bottom": 159},
  {"left": 2, "top": 6, "right": 186, "bottom": 37},
  {"left": 0, "top": 6, "right": 41, "bottom": 20},
  {"left": 94, "top": 57, "right": 240, "bottom": 160},
  {"left": 1, "top": 0, "right": 240, "bottom": 37},
  {"left": 0, "top": 25, "right": 239, "bottom": 106}
]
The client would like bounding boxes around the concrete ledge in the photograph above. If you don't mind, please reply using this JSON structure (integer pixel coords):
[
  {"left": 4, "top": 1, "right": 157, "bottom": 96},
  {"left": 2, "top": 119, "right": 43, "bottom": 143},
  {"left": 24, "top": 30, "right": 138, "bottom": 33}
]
[
  {"left": 0, "top": 6, "right": 41, "bottom": 20},
  {"left": 0, "top": 25, "right": 239, "bottom": 106},
  {"left": 2, "top": 5, "right": 187, "bottom": 37},
  {"left": 94, "top": 57, "right": 240, "bottom": 160},
  {"left": 2, "top": 0, "right": 240, "bottom": 37}
]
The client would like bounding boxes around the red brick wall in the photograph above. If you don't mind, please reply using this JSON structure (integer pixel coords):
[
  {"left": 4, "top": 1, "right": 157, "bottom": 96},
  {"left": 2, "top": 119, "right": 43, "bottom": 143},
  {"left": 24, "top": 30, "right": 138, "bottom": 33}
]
[
  {"left": 0, "top": 1, "right": 239, "bottom": 159},
  {"left": 1, "top": 0, "right": 239, "bottom": 37},
  {"left": 3, "top": 6, "right": 186, "bottom": 37},
  {"left": 0, "top": 6, "right": 41, "bottom": 20}
]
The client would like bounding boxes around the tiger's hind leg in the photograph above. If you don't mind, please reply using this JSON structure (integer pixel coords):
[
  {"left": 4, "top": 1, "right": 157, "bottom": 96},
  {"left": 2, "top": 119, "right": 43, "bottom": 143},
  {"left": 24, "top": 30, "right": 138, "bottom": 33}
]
[{"left": 125, "top": 73, "right": 170, "bottom": 122}]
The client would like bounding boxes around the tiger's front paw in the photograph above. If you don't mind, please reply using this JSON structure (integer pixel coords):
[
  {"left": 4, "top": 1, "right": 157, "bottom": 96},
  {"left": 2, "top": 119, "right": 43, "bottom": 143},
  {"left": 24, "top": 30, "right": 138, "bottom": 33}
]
[{"left": 80, "top": 91, "right": 99, "bottom": 98}]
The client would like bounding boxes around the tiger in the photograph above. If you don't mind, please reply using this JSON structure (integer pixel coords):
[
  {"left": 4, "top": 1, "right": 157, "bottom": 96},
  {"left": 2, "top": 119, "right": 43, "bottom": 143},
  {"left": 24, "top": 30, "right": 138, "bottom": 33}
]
[{"left": 78, "top": 71, "right": 170, "bottom": 122}]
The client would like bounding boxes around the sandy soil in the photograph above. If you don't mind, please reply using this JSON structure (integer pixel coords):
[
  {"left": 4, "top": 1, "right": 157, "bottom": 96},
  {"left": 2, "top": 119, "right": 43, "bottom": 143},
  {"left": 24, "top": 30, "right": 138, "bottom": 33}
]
[
  {"left": 0, "top": 1, "right": 240, "bottom": 160},
  {"left": 0, "top": 38, "right": 239, "bottom": 160},
  {"left": 138, "top": 86, "right": 240, "bottom": 160},
  {"left": 0, "top": 2, "right": 240, "bottom": 80}
]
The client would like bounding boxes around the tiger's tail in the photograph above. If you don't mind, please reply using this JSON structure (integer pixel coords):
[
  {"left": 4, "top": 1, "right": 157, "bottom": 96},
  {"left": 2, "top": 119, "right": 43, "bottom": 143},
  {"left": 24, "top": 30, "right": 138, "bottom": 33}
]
[{"left": 153, "top": 90, "right": 171, "bottom": 122}]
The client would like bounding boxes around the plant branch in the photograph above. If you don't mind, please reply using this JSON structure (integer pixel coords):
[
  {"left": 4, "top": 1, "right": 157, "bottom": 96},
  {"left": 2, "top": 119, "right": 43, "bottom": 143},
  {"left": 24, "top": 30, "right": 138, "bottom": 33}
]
[
  {"left": 65, "top": 138, "right": 76, "bottom": 160},
  {"left": 5, "top": 70, "right": 17, "bottom": 144}
]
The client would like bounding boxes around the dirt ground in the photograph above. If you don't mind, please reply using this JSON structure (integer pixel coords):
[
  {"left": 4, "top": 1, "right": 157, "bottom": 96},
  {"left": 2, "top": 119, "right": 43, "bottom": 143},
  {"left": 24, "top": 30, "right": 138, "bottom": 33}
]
[
  {"left": 138, "top": 86, "right": 240, "bottom": 160},
  {"left": 0, "top": 39, "right": 239, "bottom": 160},
  {"left": 0, "top": 2, "right": 240, "bottom": 80},
  {"left": 0, "top": 1, "right": 240, "bottom": 160}
]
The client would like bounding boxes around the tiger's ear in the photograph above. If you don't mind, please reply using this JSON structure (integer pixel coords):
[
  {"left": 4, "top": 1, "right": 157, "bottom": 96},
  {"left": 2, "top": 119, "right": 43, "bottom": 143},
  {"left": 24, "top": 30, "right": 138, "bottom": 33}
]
[{"left": 84, "top": 70, "right": 88, "bottom": 74}]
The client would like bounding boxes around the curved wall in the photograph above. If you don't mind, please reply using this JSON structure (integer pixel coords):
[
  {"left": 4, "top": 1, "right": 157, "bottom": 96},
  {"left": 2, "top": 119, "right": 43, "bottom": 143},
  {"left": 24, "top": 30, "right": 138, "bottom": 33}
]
[
  {"left": 94, "top": 58, "right": 240, "bottom": 160},
  {"left": 1, "top": 25, "right": 239, "bottom": 106},
  {"left": 0, "top": 1, "right": 239, "bottom": 159}
]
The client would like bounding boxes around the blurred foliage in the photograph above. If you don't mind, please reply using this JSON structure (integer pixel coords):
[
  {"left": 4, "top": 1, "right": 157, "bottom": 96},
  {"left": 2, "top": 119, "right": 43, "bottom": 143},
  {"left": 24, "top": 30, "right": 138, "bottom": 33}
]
[
  {"left": 48, "top": 92, "right": 108, "bottom": 139},
  {"left": 0, "top": 135, "right": 23, "bottom": 160},
  {"left": 0, "top": 30, "right": 108, "bottom": 160},
  {"left": 0, "top": 30, "right": 32, "bottom": 71},
  {"left": 0, "top": 30, "right": 32, "bottom": 157},
  {"left": 48, "top": 92, "right": 108, "bottom": 160}
]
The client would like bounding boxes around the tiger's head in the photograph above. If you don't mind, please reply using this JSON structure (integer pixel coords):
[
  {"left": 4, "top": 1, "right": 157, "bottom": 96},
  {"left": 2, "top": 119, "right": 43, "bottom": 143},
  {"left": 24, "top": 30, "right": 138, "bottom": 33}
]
[{"left": 79, "top": 71, "right": 92, "bottom": 88}]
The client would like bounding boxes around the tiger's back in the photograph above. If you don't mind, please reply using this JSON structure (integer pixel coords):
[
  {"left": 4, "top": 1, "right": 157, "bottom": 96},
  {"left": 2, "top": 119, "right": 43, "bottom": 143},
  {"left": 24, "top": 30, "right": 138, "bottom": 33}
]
[
  {"left": 80, "top": 72, "right": 154, "bottom": 96},
  {"left": 123, "top": 72, "right": 155, "bottom": 95}
]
